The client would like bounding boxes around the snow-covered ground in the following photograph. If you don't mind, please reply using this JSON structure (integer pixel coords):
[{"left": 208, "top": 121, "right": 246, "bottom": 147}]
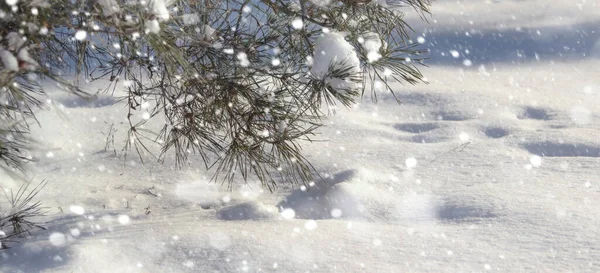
[{"left": 2, "top": 0, "right": 600, "bottom": 272}]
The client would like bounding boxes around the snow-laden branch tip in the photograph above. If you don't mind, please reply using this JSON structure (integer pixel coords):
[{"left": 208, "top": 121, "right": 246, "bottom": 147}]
[
  {"left": 311, "top": 32, "right": 361, "bottom": 92},
  {"left": 0, "top": 49, "right": 19, "bottom": 72}
]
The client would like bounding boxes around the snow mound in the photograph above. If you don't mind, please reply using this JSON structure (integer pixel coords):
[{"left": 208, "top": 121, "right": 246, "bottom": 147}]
[
  {"left": 278, "top": 169, "right": 361, "bottom": 219},
  {"left": 217, "top": 201, "right": 278, "bottom": 220},
  {"left": 276, "top": 169, "right": 404, "bottom": 220},
  {"left": 278, "top": 169, "right": 457, "bottom": 222}
]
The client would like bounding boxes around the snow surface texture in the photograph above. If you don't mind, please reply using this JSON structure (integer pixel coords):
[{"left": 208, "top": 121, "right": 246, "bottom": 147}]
[{"left": 2, "top": 0, "right": 600, "bottom": 272}]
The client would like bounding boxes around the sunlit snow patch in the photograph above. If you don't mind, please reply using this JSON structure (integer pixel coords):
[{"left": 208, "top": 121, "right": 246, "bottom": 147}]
[{"left": 395, "top": 192, "right": 441, "bottom": 221}]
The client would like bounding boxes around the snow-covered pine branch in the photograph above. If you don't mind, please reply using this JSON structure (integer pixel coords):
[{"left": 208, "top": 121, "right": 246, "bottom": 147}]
[{"left": 0, "top": 0, "right": 430, "bottom": 188}]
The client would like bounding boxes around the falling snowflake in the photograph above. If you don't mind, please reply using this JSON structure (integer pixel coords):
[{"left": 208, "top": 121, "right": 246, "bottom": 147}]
[
  {"left": 49, "top": 232, "right": 67, "bottom": 246},
  {"left": 237, "top": 52, "right": 250, "bottom": 67},
  {"left": 330, "top": 208, "right": 342, "bottom": 218},
  {"left": 304, "top": 220, "right": 317, "bottom": 230},
  {"left": 118, "top": 215, "right": 131, "bottom": 225},
  {"left": 530, "top": 155, "right": 542, "bottom": 168},
  {"left": 74, "top": 30, "right": 87, "bottom": 41},
  {"left": 405, "top": 157, "right": 417, "bottom": 169},
  {"left": 280, "top": 208, "right": 295, "bottom": 219},
  {"left": 69, "top": 205, "right": 85, "bottom": 215},
  {"left": 291, "top": 18, "right": 303, "bottom": 29}
]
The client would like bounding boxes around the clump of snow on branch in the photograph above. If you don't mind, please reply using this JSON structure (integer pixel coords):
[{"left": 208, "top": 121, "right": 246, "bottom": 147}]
[
  {"left": 311, "top": 31, "right": 361, "bottom": 92},
  {"left": 309, "top": 0, "right": 332, "bottom": 7},
  {"left": 1, "top": 32, "right": 37, "bottom": 71},
  {"left": 201, "top": 25, "right": 216, "bottom": 41},
  {"left": 6, "top": 32, "right": 25, "bottom": 50},
  {"left": 360, "top": 32, "right": 383, "bottom": 63},
  {"left": 150, "top": 0, "right": 173, "bottom": 21},
  {"left": 18, "top": 47, "right": 39, "bottom": 69},
  {"left": 0, "top": 49, "right": 19, "bottom": 72},
  {"left": 97, "top": 0, "right": 120, "bottom": 16},
  {"left": 146, "top": 19, "right": 161, "bottom": 34},
  {"left": 29, "top": 0, "right": 50, "bottom": 7}
]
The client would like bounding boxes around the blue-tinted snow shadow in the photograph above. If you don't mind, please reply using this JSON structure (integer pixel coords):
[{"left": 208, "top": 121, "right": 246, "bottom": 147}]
[
  {"left": 0, "top": 215, "right": 82, "bottom": 272},
  {"left": 54, "top": 95, "right": 122, "bottom": 108},
  {"left": 277, "top": 169, "right": 360, "bottom": 220},
  {"left": 0, "top": 212, "right": 136, "bottom": 272},
  {"left": 414, "top": 21, "right": 600, "bottom": 66}
]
